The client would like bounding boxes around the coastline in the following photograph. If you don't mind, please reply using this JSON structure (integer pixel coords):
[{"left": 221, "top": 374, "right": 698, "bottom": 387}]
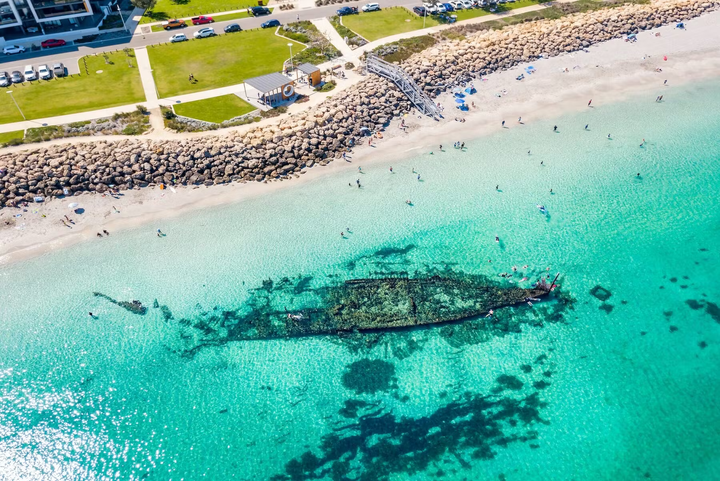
[{"left": 3, "top": 9, "right": 720, "bottom": 266}]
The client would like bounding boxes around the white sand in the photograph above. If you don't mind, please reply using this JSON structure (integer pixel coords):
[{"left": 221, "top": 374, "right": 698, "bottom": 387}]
[{"left": 3, "top": 10, "right": 720, "bottom": 266}]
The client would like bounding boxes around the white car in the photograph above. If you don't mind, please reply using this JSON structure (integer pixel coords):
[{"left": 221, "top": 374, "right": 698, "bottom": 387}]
[
  {"left": 23, "top": 65, "right": 37, "bottom": 81},
  {"left": 423, "top": 3, "right": 438, "bottom": 14},
  {"left": 38, "top": 64, "right": 51, "bottom": 80},
  {"left": 193, "top": 27, "right": 215, "bottom": 39},
  {"left": 449, "top": 1, "right": 464, "bottom": 9},
  {"left": 3, "top": 45, "right": 25, "bottom": 55},
  {"left": 461, "top": 0, "right": 474, "bottom": 8},
  {"left": 436, "top": 4, "right": 447, "bottom": 13},
  {"left": 170, "top": 33, "right": 188, "bottom": 43},
  {"left": 361, "top": 2, "right": 380, "bottom": 11}
]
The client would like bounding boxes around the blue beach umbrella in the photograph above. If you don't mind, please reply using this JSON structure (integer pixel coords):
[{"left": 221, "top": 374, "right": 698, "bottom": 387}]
[{"left": 455, "top": 98, "right": 465, "bottom": 104}]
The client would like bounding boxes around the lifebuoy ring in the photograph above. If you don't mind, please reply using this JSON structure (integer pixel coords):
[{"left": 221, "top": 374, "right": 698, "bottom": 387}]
[{"left": 283, "top": 84, "right": 295, "bottom": 97}]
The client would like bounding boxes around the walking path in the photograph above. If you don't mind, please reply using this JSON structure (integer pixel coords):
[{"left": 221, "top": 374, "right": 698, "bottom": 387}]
[
  {"left": 134, "top": 47, "right": 159, "bottom": 105},
  {"left": 311, "top": 18, "right": 356, "bottom": 59},
  {"left": 0, "top": 2, "right": 566, "bottom": 136}
]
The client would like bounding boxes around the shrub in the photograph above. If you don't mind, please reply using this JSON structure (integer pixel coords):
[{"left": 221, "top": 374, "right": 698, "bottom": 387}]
[
  {"left": 344, "top": 62, "right": 354, "bottom": 69},
  {"left": 315, "top": 80, "right": 336, "bottom": 92},
  {"left": 136, "top": 104, "right": 149, "bottom": 114}
]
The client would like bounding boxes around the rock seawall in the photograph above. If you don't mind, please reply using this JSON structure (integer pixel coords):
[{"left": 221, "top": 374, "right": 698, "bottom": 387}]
[{"left": 0, "top": 0, "right": 716, "bottom": 208}]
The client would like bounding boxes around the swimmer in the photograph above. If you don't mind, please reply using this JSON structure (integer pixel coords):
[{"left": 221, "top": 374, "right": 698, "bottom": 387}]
[
  {"left": 528, "top": 150, "right": 531, "bottom": 155},
  {"left": 485, "top": 309, "right": 494, "bottom": 318},
  {"left": 608, "top": 134, "right": 611, "bottom": 139},
  {"left": 341, "top": 232, "right": 345, "bottom": 237},
  {"left": 461, "top": 142, "right": 465, "bottom": 149},
  {"left": 553, "top": 125, "right": 558, "bottom": 132},
  {"left": 496, "top": 185, "right": 499, "bottom": 191},
  {"left": 637, "top": 173, "right": 641, "bottom": 177},
  {"left": 406, "top": 200, "right": 412, "bottom": 205},
  {"left": 523, "top": 265, "right": 528, "bottom": 269},
  {"left": 550, "top": 188, "right": 553, "bottom": 194},
  {"left": 495, "top": 236, "right": 499, "bottom": 243},
  {"left": 540, "top": 161, "right": 544, "bottom": 165},
  {"left": 389, "top": 166, "right": 393, "bottom": 173},
  {"left": 89, "top": 312, "right": 94, "bottom": 317},
  {"left": 417, "top": 174, "right": 421, "bottom": 181}
]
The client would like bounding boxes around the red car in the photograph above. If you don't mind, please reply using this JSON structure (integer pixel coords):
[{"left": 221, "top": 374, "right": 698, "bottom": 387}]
[
  {"left": 191, "top": 16, "right": 214, "bottom": 25},
  {"left": 41, "top": 39, "right": 66, "bottom": 48}
]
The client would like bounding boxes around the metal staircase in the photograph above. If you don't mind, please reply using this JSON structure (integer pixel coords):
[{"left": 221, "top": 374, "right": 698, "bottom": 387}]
[{"left": 366, "top": 54, "right": 439, "bottom": 118}]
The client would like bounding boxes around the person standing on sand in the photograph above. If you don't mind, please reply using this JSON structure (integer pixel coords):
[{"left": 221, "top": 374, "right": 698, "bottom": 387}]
[
  {"left": 585, "top": 124, "right": 589, "bottom": 130},
  {"left": 588, "top": 99, "right": 592, "bottom": 107},
  {"left": 502, "top": 120, "right": 505, "bottom": 128}
]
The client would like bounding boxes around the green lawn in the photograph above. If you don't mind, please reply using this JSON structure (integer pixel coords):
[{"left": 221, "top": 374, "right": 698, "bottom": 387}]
[
  {"left": 0, "top": 130, "right": 24, "bottom": 145},
  {"left": 173, "top": 94, "right": 256, "bottom": 123},
  {"left": 148, "top": 28, "right": 303, "bottom": 98},
  {"left": 452, "top": 0, "right": 541, "bottom": 21},
  {"left": 141, "top": 0, "right": 264, "bottom": 24},
  {"left": 341, "top": 8, "right": 440, "bottom": 42},
  {"left": 0, "top": 52, "right": 145, "bottom": 125}
]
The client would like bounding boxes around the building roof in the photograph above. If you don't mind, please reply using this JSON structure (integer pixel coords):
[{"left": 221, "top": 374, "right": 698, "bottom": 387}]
[
  {"left": 297, "top": 63, "right": 320, "bottom": 75},
  {"left": 245, "top": 72, "right": 293, "bottom": 93}
]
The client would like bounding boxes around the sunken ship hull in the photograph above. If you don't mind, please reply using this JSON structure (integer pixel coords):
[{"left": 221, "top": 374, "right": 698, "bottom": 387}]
[{"left": 236, "top": 275, "right": 550, "bottom": 340}]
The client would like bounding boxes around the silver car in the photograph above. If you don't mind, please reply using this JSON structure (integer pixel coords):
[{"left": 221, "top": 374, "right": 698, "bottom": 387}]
[
  {"left": 24, "top": 65, "right": 37, "bottom": 81},
  {"left": 193, "top": 27, "right": 215, "bottom": 39},
  {"left": 0, "top": 71, "right": 9, "bottom": 87}
]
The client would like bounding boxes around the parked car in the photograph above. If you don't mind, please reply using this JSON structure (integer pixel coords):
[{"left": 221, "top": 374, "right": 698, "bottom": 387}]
[
  {"left": 413, "top": 6, "right": 428, "bottom": 16},
  {"left": 423, "top": 3, "right": 438, "bottom": 14},
  {"left": 170, "top": 33, "right": 188, "bottom": 43},
  {"left": 23, "top": 65, "right": 37, "bottom": 81},
  {"left": 250, "top": 6, "right": 271, "bottom": 16},
  {"left": 53, "top": 63, "right": 66, "bottom": 77},
  {"left": 162, "top": 19, "right": 186, "bottom": 30},
  {"left": 449, "top": 1, "right": 464, "bottom": 9},
  {"left": 3, "top": 45, "right": 25, "bottom": 55},
  {"left": 224, "top": 23, "right": 241, "bottom": 33},
  {"left": 261, "top": 19, "right": 281, "bottom": 28},
  {"left": 435, "top": 4, "right": 447, "bottom": 13},
  {"left": 193, "top": 27, "right": 216, "bottom": 38},
  {"left": 461, "top": 0, "right": 474, "bottom": 8},
  {"left": 41, "top": 38, "right": 66, "bottom": 48},
  {"left": 442, "top": 3, "right": 454, "bottom": 11},
  {"left": 11, "top": 71, "right": 23, "bottom": 83},
  {"left": 38, "top": 64, "right": 51, "bottom": 80},
  {"left": 361, "top": 3, "right": 380, "bottom": 11},
  {"left": 191, "top": 16, "right": 214, "bottom": 25},
  {"left": 0, "top": 71, "right": 9, "bottom": 87},
  {"left": 336, "top": 6, "right": 358, "bottom": 15}
]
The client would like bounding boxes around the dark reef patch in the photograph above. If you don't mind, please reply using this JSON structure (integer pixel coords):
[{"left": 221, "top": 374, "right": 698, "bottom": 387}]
[
  {"left": 495, "top": 375, "right": 524, "bottom": 391},
  {"left": 698, "top": 341, "right": 708, "bottom": 349},
  {"left": 272, "top": 375, "right": 550, "bottom": 481},
  {"left": 686, "top": 299, "right": 704, "bottom": 310},
  {"left": 669, "top": 325, "right": 678, "bottom": 333},
  {"left": 590, "top": 285, "right": 612, "bottom": 302},
  {"left": 599, "top": 304, "right": 614, "bottom": 314},
  {"left": 341, "top": 359, "right": 397, "bottom": 395},
  {"left": 669, "top": 277, "right": 678, "bottom": 283},
  {"left": 706, "top": 302, "right": 720, "bottom": 323}
]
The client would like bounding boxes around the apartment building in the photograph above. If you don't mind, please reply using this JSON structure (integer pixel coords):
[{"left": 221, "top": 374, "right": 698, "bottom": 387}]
[{"left": 0, "top": 0, "right": 116, "bottom": 40}]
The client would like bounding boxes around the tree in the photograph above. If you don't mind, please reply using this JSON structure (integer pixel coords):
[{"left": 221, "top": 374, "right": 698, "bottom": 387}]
[{"left": 131, "top": 0, "right": 156, "bottom": 11}]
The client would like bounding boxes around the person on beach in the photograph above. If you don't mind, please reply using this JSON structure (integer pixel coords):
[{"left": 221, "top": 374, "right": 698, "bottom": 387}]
[
  {"left": 553, "top": 125, "right": 558, "bottom": 132},
  {"left": 502, "top": 121, "right": 506, "bottom": 128},
  {"left": 389, "top": 167, "right": 393, "bottom": 173},
  {"left": 64, "top": 215, "right": 72, "bottom": 222},
  {"left": 113, "top": 206, "right": 119, "bottom": 213},
  {"left": 518, "top": 117, "right": 522, "bottom": 124},
  {"left": 157, "top": 229, "right": 164, "bottom": 237},
  {"left": 461, "top": 142, "right": 465, "bottom": 149},
  {"left": 358, "top": 166, "right": 362, "bottom": 172},
  {"left": 585, "top": 124, "right": 589, "bottom": 130},
  {"left": 588, "top": 99, "right": 592, "bottom": 107},
  {"left": 664, "top": 80, "right": 668, "bottom": 85},
  {"left": 608, "top": 134, "right": 612, "bottom": 139},
  {"left": 640, "top": 139, "right": 646, "bottom": 147},
  {"left": 540, "top": 161, "right": 544, "bottom": 165},
  {"left": 439, "top": 145, "right": 443, "bottom": 151},
  {"left": 61, "top": 219, "right": 70, "bottom": 228},
  {"left": 96, "top": 233, "right": 102, "bottom": 238},
  {"left": 528, "top": 150, "right": 531, "bottom": 155},
  {"left": 103, "top": 230, "right": 109, "bottom": 236},
  {"left": 417, "top": 174, "right": 421, "bottom": 181}
]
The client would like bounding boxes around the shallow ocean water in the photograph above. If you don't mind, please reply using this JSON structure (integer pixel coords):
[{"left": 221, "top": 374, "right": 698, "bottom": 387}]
[{"left": 1, "top": 79, "right": 720, "bottom": 480}]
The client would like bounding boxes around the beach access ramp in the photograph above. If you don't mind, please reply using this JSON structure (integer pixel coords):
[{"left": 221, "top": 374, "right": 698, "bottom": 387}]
[{"left": 366, "top": 54, "right": 439, "bottom": 118}]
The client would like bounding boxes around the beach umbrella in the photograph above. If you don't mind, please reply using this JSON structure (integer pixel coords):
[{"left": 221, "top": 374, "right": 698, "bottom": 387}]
[
  {"left": 68, "top": 202, "right": 79, "bottom": 209},
  {"left": 455, "top": 98, "right": 465, "bottom": 104}
]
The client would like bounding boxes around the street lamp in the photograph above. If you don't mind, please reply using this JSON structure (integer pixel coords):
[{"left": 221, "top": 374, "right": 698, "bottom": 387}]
[
  {"left": 6, "top": 91, "right": 25, "bottom": 120},
  {"left": 287, "top": 43, "right": 294, "bottom": 71},
  {"left": 117, "top": 3, "right": 129, "bottom": 34}
]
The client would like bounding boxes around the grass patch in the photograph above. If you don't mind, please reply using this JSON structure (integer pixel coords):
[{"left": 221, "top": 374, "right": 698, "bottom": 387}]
[
  {"left": 148, "top": 28, "right": 303, "bottom": 97},
  {"left": 0, "top": 52, "right": 144, "bottom": 125},
  {"left": 141, "top": 0, "right": 264, "bottom": 24},
  {"left": 451, "top": 0, "right": 540, "bottom": 22},
  {"left": 0, "top": 130, "right": 25, "bottom": 146},
  {"left": 173, "top": 94, "right": 256, "bottom": 123},
  {"left": 372, "top": 35, "right": 437, "bottom": 63},
  {"left": 329, "top": 16, "right": 367, "bottom": 47},
  {"left": 341, "top": 7, "right": 439, "bottom": 42}
]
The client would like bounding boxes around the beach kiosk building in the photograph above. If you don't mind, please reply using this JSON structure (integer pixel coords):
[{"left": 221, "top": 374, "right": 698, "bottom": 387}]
[
  {"left": 296, "top": 62, "right": 321, "bottom": 87},
  {"left": 244, "top": 72, "right": 296, "bottom": 107}
]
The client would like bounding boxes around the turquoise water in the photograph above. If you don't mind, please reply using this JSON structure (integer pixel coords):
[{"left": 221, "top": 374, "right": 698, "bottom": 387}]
[{"left": 2, "top": 79, "right": 720, "bottom": 480}]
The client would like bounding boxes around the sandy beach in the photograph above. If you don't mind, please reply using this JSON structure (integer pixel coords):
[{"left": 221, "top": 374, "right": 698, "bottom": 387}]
[{"left": 2, "top": 8, "right": 720, "bottom": 266}]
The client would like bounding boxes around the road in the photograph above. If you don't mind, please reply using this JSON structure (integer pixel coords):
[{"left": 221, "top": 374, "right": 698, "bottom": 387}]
[{"left": 0, "top": 0, "right": 419, "bottom": 73}]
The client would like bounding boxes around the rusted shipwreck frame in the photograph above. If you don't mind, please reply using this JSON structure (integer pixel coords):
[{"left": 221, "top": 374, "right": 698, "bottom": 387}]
[{"left": 241, "top": 275, "right": 554, "bottom": 340}]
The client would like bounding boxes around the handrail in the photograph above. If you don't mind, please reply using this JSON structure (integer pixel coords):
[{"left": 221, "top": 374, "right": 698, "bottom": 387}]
[{"left": 366, "top": 54, "right": 439, "bottom": 119}]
